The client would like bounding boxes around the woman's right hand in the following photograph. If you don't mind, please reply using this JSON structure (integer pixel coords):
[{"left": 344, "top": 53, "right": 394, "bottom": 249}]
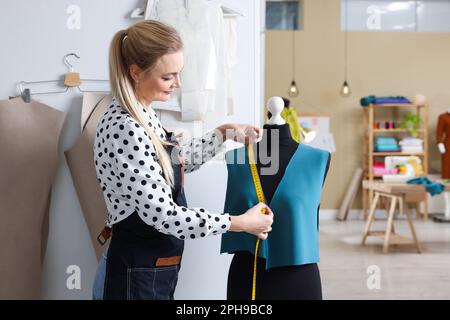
[{"left": 230, "top": 202, "right": 274, "bottom": 240}]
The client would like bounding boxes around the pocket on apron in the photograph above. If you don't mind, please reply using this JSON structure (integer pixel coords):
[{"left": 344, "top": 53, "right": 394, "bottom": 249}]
[{"left": 127, "top": 265, "right": 179, "bottom": 300}]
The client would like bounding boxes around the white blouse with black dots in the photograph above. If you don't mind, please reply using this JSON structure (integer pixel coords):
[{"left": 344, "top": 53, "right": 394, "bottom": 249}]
[{"left": 93, "top": 99, "right": 231, "bottom": 240}]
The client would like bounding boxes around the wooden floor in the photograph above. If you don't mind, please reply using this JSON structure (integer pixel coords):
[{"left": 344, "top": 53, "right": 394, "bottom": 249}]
[{"left": 319, "top": 218, "right": 450, "bottom": 299}]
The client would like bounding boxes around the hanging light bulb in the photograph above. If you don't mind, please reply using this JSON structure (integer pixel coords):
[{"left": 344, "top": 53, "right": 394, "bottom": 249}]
[
  {"left": 288, "top": 80, "right": 299, "bottom": 97},
  {"left": 340, "top": 80, "right": 351, "bottom": 97}
]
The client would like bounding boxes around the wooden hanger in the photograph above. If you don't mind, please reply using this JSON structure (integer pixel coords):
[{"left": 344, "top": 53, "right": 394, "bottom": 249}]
[{"left": 16, "top": 53, "right": 109, "bottom": 103}]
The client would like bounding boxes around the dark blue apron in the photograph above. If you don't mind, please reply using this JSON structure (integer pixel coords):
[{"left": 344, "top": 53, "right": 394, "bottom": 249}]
[{"left": 103, "top": 131, "right": 187, "bottom": 300}]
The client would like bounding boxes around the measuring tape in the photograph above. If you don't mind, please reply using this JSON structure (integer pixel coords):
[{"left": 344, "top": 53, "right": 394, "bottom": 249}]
[{"left": 247, "top": 144, "right": 267, "bottom": 301}]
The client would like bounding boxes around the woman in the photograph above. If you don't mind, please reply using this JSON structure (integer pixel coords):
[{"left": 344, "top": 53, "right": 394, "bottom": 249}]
[{"left": 93, "top": 20, "right": 273, "bottom": 300}]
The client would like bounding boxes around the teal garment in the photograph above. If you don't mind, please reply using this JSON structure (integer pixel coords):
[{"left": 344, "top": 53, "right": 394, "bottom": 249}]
[
  {"left": 220, "top": 144, "right": 330, "bottom": 269},
  {"left": 407, "top": 177, "right": 445, "bottom": 196}
]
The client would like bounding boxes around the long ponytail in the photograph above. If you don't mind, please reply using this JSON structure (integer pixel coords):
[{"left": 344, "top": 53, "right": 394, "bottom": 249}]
[{"left": 109, "top": 21, "right": 183, "bottom": 187}]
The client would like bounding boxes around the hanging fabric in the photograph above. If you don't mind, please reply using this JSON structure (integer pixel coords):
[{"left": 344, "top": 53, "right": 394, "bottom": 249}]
[
  {"left": 0, "top": 98, "right": 66, "bottom": 299},
  {"left": 65, "top": 93, "right": 113, "bottom": 260},
  {"left": 281, "top": 107, "right": 301, "bottom": 143},
  {"left": 223, "top": 15, "right": 238, "bottom": 115},
  {"left": 145, "top": 0, "right": 237, "bottom": 120},
  {"left": 148, "top": 0, "right": 216, "bottom": 121}
]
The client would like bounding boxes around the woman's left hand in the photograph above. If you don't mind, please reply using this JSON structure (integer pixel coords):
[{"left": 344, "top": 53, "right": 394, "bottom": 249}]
[{"left": 216, "top": 123, "right": 263, "bottom": 144}]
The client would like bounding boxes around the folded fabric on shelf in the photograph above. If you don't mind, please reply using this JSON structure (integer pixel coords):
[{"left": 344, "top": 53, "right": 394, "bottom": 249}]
[
  {"left": 401, "top": 146, "right": 423, "bottom": 152},
  {"left": 375, "top": 97, "right": 411, "bottom": 104},
  {"left": 374, "top": 144, "right": 400, "bottom": 152},
  {"left": 360, "top": 95, "right": 411, "bottom": 107},
  {"left": 375, "top": 137, "right": 398, "bottom": 145},
  {"left": 407, "top": 177, "right": 445, "bottom": 196},
  {"left": 399, "top": 137, "right": 423, "bottom": 146},
  {"left": 399, "top": 137, "right": 423, "bottom": 152},
  {"left": 374, "top": 137, "right": 399, "bottom": 151}
]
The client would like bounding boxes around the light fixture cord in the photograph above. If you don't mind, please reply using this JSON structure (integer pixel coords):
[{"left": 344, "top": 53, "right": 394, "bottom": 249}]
[
  {"left": 344, "top": 0, "right": 348, "bottom": 81},
  {"left": 292, "top": 26, "right": 295, "bottom": 81}
]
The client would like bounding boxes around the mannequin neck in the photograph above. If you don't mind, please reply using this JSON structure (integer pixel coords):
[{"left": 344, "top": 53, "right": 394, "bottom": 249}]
[{"left": 260, "top": 123, "right": 297, "bottom": 147}]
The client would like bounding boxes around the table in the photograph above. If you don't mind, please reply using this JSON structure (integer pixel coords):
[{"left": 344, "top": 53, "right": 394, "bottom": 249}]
[{"left": 362, "top": 180, "right": 450, "bottom": 253}]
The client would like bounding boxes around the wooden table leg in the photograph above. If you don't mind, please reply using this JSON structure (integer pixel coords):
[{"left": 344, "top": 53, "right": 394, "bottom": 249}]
[
  {"left": 424, "top": 195, "right": 429, "bottom": 222},
  {"left": 383, "top": 196, "right": 397, "bottom": 254},
  {"left": 404, "top": 200, "right": 422, "bottom": 253},
  {"left": 362, "top": 187, "right": 368, "bottom": 219},
  {"left": 362, "top": 192, "right": 379, "bottom": 245},
  {"left": 415, "top": 202, "right": 421, "bottom": 220},
  {"left": 369, "top": 189, "right": 374, "bottom": 221}
]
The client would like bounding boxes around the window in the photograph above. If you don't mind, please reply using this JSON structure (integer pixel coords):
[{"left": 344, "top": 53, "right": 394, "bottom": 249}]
[
  {"left": 266, "top": 0, "right": 302, "bottom": 30},
  {"left": 419, "top": 0, "right": 450, "bottom": 32},
  {"left": 342, "top": 0, "right": 450, "bottom": 32}
]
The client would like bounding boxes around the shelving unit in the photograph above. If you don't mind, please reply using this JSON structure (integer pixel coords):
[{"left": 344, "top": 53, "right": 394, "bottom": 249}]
[{"left": 362, "top": 102, "right": 429, "bottom": 219}]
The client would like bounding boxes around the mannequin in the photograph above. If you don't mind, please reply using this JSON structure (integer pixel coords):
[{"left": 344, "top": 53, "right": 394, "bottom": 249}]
[
  {"left": 222, "top": 96, "right": 330, "bottom": 300},
  {"left": 435, "top": 108, "right": 450, "bottom": 222},
  {"left": 437, "top": 109, "right": 450, "bottom": 178}
]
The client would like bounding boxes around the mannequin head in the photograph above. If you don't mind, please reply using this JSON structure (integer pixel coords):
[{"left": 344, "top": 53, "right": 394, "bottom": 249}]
[{"left": 266, "top": 96, "right": 286, "bottom": 125}]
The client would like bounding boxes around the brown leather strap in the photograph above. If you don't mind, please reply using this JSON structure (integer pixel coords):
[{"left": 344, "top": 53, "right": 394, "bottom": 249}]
[
  {"left": 97, "top": 226, "right": 112, "bottom": 245},
  {"left": 178, "top": 153, "right": 185, "bottom": 190},
  {"left": 156, "top": 256, "right": 182, "bottom": 267}
]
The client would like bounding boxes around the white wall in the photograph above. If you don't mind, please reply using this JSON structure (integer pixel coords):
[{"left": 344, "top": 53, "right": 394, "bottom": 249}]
[{"left": 0, "top": 0, "right": 264, "bottom": 299}]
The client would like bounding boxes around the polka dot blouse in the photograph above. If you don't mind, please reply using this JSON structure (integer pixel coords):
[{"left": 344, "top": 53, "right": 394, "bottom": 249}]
[{"left": 93, "top": 99, "right": 231, "bottom": 240}]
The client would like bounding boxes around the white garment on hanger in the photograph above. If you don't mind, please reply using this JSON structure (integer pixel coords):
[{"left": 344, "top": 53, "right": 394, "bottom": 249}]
[
  {"left": 144, "top": 0, "right": 238, "bottom": 120},
  {"left": 204, "top": 1, "right": 222, "bottom": 114},
  {"left": 144, "top": 0, "right": 158, "bottom": 19},
  {"left": 149, "top": 0, "right": 216, "bottom": 121},
  {"left": 223, "top": 15, "right": 238, "bottom": 115},
  {"left": 206, "top": 7, "right": 238, "bottom": 117}
]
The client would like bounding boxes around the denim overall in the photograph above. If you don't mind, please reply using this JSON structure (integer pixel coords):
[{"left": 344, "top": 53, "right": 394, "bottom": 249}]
[{"left": 100, "top": 131, "right": 187, "bottom": 300}]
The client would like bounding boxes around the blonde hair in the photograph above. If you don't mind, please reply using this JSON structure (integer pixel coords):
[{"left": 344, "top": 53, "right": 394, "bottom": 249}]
[{"left": 109, "top": 20, "right": 183, "bottom": 186}]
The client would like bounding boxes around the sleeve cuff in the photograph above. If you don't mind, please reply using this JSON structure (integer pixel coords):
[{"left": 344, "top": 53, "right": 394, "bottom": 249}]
[{"left": 210, "top": 213, "right": 231, "bottom": 235}]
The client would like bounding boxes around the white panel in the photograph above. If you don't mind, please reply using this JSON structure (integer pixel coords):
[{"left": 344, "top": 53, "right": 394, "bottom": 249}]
[
  {"left": 343, "top": 0, "right": 450, "bottom": 32},
  {"left": 342, "top": 0, "right": 417, "bottom": 32},
  {"left": 417, "top": 0, "right": 450, "bottom": 32}
]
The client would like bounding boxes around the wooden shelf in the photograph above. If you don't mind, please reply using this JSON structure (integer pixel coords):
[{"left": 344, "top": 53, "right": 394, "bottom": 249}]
[
  {"left": 372, "top": 129, "right": 424, "bottom": 133},
  {"left": 372, "top": 152, "right": 424, "bottom": 156},
  {"left": 362, "top": 100, "right": 429, "bottom": 217},
  {"left": 369, "top": 103, "right": 425, "bottom": 108}
]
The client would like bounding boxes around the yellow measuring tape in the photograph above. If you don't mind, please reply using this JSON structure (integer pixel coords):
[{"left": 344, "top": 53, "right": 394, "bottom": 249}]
[{"left": 247, "top": 144, "right": 267, "bottom": 301}]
